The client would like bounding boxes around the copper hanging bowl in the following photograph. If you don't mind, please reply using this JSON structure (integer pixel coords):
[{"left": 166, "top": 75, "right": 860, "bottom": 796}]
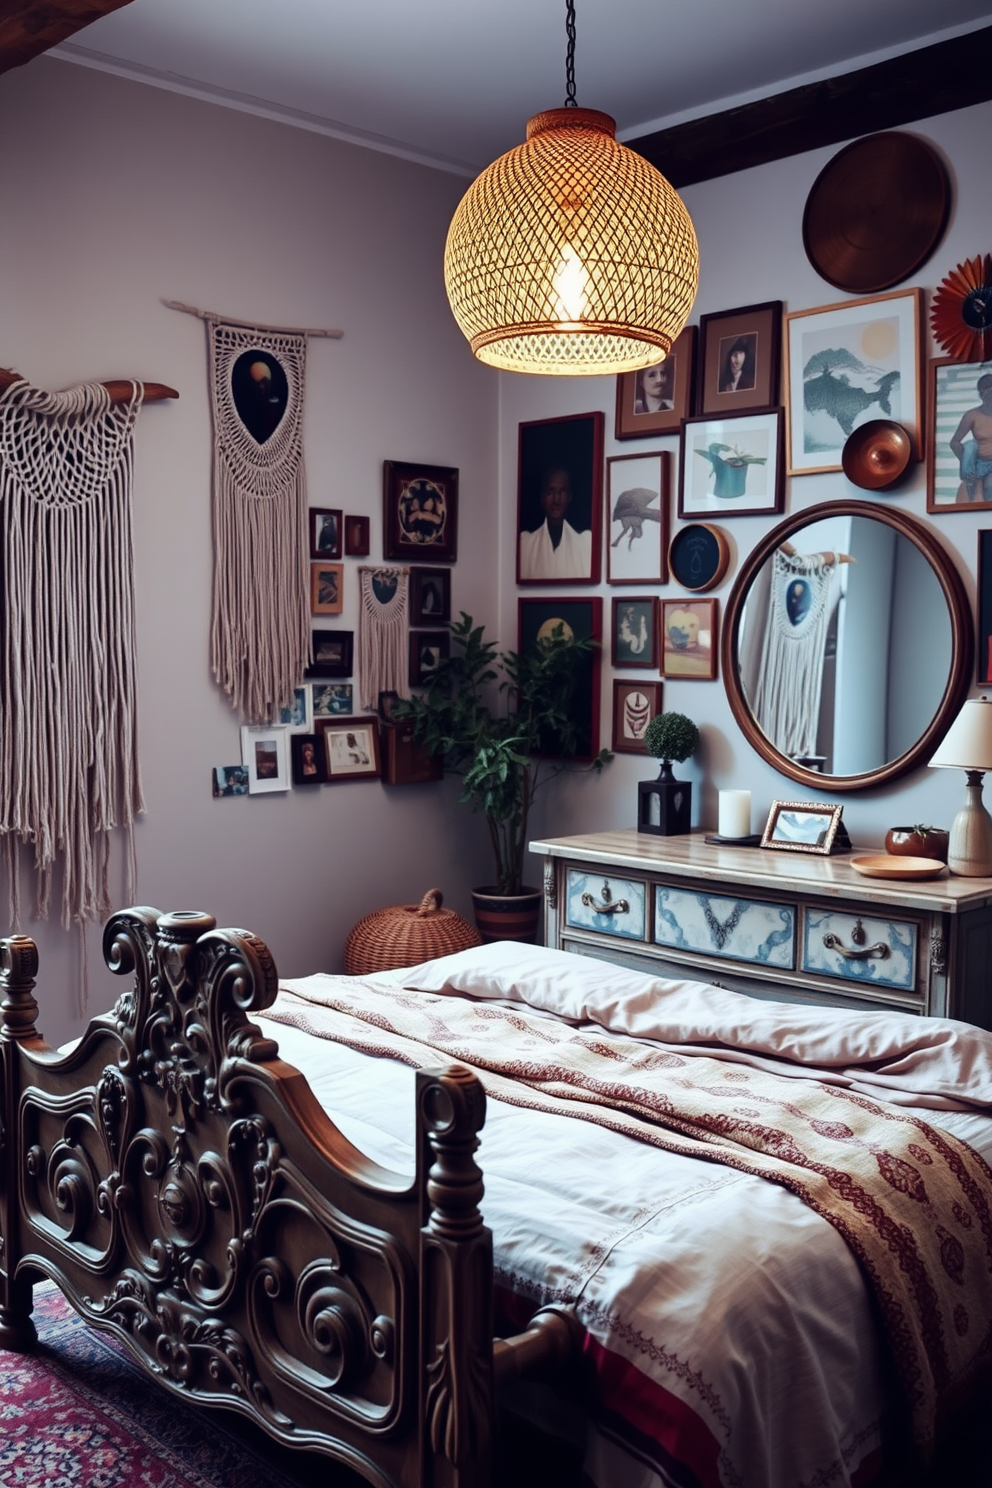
[{"left": 841, "top": 419, "right": 913, "bottom": 491}]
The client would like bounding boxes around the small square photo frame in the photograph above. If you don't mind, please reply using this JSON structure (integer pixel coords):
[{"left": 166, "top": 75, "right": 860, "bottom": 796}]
[
  {"left": 344, "top": 513, "right": 370, "bottom": 557},
  {"left": 661, "top": 598, "right": 718, "bottom": 680},
  {"left": 607, "top": 451, "right": 669, "bottom": 585},
  {"left": 311, "top": 561, "right": 344, "bottom": 615},
  {"left": 310, "top": 507, "right": 342, "bottom": 560},
  {"left": 383, "top": 461, "right": 458, "bottom": 562},
  {"left": 274, "top": 684, "right": 313, "bottom": 733},
  {"left": 317, "top": 716, "right": 382, "bottom": 781},
  {"left": 410, "top": 566, "right": 451, "bottom": 624},
  {"left": 306, "top": 630, "right": 353, "bottom": 679},
  {"left": 611, "top": 597, "right": 658, "bottom": 669},
  {"left": 761, "top": 800, "right": 843, "bottom": 855},
  {"left": 409, "top": 630, "right": 450, "bottom": 687},
  {"left": 240, "top": 724, "right": 290, "bottom": 794},
  {"left": 698, "top": 301, "right": 782, "bottom": 416},
  {"left": 615, "top": 325, "right": 696, "bottom": 439},
  {"left": 680, "top": 410, "right": 783, "bottom": 519},
  {"left": 612, "top": 679, "right": 662, "bottom": 754},
  {"left": 312, "top": 682, "right": 354, "bottom": 717},
  {"left": 291, "top": 733, "right": 326, "bottom": 785},
  {"left": 212, "top": 765, "right": 248, "bottom": 797}
]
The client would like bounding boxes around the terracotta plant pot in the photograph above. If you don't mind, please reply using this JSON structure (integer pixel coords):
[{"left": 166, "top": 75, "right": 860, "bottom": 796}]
[
  {"left": 884, "top": 826, "right": 950, "bottom": 863},
  {"left": 470, "top": 886, "right": 543, "bottom": 945}
]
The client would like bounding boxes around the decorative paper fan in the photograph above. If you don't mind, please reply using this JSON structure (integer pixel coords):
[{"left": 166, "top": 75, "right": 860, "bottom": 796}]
[{"left": 930, "top": 253, "right": 992, "bottom": 361}]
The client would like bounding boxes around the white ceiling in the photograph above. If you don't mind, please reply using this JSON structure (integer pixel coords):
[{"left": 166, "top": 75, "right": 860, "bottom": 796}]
[{"left": 53, "top": 0, "right": 992, "bottom": 177}]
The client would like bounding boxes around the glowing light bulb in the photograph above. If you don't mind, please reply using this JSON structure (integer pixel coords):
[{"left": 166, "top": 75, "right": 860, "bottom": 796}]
[{"left": 552, "top": 244, "right": 589, "bottom": 325}]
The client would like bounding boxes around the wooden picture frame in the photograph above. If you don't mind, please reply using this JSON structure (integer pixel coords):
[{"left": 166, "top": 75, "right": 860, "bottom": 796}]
[
  {"left": 310, "top": 561, "right": 344, "bottom": 615},
  {"left": 679, "top": 410, "right": 784, "bottom": 518},
  {"left": 979, "top": 531, "right": 992, "bottom": 685},
  {"left": 517, "top": 596, "right": 602, "bottom": 759},
  {"left": 409, "top": 630, "right": 450, "bottom": 687},
  {"left": 927, "top": 358, "right": 992, "bottom": 513},
  {"left": 698, "top": 301, "right": 782, "bottom": 416},
  {"left": 614, "top": 325, "right": 696, "bottom": 439},
  {"left": 240, "top": 724, "right": 290, "bottom": 794},
  {"left": 606, "top": 451, "right": 669, "bottom": 585},
  {"left": 612, "top": 679, "right": 662, "bottom": 754},
  {"left": 785, "top": 287, "right": 923, "bottom": 475},
  {"left": 761, "top": 800, "right": 843, "bottom": 855},
  {"left": 312, "top": 682, "right": 354, "bottom": 717},
  {"left": 291, "top": 732, "right": 326, "bottom": 785},
  {"left": 305, "top": 629, "right": 353, "bottom": 679},
  {"left": 316, "top": 715, "right": 382, "bottom": 781},
  {"left": 383, "top": 461, "right": 458, "bottom": 562},
  {"left": 409, "top": 566, "right": 451, "bottom": 624},
  {"left": 344, "top": 514, "right": 370, "bottom": 557},
  {"left": 310, "top": 507, "right": 342, "bottom": 560},
  {"left": 517, "top": 412, "right": 603, "bottom": 585},
  {"left": 611, "top": 596, "right": 659, "bottom": 669},
  {"left": 668, "top": 523, "right": 730, "bottom": 592},
  {"left": 661, "top": 598, "right": 718, "bottom": 680}
]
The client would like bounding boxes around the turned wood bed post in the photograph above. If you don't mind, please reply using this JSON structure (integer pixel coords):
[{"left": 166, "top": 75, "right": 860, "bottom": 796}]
[{"left": 0, "top": 935, "right": 40, "bottom": 1349}]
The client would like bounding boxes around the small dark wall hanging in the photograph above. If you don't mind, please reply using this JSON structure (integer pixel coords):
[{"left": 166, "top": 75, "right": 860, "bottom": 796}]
[{"left": 668, "top": 523, "right": 730, "bottom": 592}]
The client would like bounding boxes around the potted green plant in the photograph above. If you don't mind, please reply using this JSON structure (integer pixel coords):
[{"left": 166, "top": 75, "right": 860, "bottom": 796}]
[
  {"left": 397, "top": 613, "right": 611, "bottom": 940},
  {"left": 638, "top": 710, "right": 699, "bottom": 836}
]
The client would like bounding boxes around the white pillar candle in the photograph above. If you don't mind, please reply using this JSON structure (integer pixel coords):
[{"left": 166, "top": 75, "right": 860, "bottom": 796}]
[{"left": 718, "top": 789, "right": 751, "bottom": 839}]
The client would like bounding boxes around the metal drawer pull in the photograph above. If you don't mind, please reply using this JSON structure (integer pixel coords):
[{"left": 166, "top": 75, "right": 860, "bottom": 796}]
[
  {"left": 822, "top": 917, "right": 891, "bottom": 962},
  {"left": 581, "top": 880, "right": 630, "bottom": 916}
]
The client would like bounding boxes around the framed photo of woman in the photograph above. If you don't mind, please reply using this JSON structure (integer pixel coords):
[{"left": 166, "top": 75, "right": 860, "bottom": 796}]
[
  {"left": 698, "top": 302, "right": 782, "bottom": 416},
  {"left": 615, "top": 326, "right": 696, "bottom": 439}
]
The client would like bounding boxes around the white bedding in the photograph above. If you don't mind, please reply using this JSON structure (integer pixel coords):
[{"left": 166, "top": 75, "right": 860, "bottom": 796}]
[{"left": 258, "top": 944, "right": 992, "bottom": 1488}]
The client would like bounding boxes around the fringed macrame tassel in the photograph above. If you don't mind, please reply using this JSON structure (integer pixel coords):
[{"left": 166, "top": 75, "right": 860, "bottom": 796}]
[
  {"left": 752, "top": 551, "right": 835, "bottom": 759},
  {"left": 359, "top": 567, "right": 409, "bottom": 711}
]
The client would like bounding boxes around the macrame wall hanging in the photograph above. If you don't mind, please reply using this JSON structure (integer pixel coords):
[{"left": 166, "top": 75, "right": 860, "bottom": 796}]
[
  {"left": 359, "top": 566, "right": 409, "bottom": 711},
  {"left": 0, "top": 367, "right": 176, "bottom": 949},
  {"left": 751, "top": 547, "right": 839, "bottom": 761}
]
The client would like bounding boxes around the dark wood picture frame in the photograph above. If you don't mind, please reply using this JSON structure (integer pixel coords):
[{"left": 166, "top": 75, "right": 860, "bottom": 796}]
[
  {"left": 979, "top": 531, "right": 992, "bottom": 684},
  {"left": 409, "top": 566, "right": 452, "bottom": 624},
  {"left": 344, "top": 513, "right": 370, "bottom": 557},
  {"left": 310, "top": 561, "right": 343, "bottom": 615},
  {"left": 612, "top": 679, "right": 662, "bottom": 754},
  {"left": 614, "top": 325, "right": 696, "bottom": 439},
  {"left": 516, "top": 412, "right": 603, "bottom": 586},
  {"left": 383, "top": 461, "right": 458, "bottom": 563},
  {"left": 305, "top": 629, "right": 354, "bottom": 679},
  {"left": 697, "top": 301, "right": 782, "bottom": 416},
  {"left": 291, "top": 732, "right": 326, "bottom": 785},
  {"left": 679, "top": 409, "right": 784, "bottom": 519},
  {"left": 409, "top": 630, "right": 450, "bottom": 687},
  {"left": 661, "top": 597, "right": 718, "bottom": 680},
  {"left": 928, "top": 357, "right": 992, "bottom": 513},
  {"left": 310, "top": 507, "right": 342, "bottom": 560},
  {"left": 517, "top": 596, "right": 602, "bottom": 759},
  {"left": 606, "top": 451, "right": 669, "bottom": 585},
  {"left": 316, "top": 715, "right": 382, "bottom": 781},
  {"left": 611, "top": 596, "right": 659, "bottom": 669}
]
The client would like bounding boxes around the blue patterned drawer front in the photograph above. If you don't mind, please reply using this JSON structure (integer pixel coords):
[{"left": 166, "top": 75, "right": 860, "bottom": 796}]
[
  {"left": 802, "top": 910, "right": 917, "bottom": 991},
  {"left": 654, "top": 887, "right": 795, "bottom": 968},
  {"left": 565, "top": 871, "right": 646, "bottom": 940}
]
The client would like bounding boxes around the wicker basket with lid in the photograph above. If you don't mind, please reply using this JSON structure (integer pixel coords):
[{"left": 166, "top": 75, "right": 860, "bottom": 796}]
[{"left": 343, "top": 888, "right": 482, "bottom": 975}]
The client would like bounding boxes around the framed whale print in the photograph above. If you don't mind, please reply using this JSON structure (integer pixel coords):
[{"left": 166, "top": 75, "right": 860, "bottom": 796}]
[{"left": 784, "top": 288, "right": 923, "bottom": 476}]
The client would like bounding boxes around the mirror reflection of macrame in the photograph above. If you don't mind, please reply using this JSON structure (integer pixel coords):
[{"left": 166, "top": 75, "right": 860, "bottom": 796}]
[
  {"left": 208, "top": 321, "right": 310, "bottom": 721},
  {"left": 359, "top": 567, "right": 409, "bottom": 711},
  {"left": 0, "top": 379, "right": 144, "bottom": 934},
  {"left": 752, "top": 549, "right": 835, "bottom": 759}
]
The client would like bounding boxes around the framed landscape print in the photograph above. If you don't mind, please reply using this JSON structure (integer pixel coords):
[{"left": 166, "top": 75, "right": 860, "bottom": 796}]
[
  {"left": 679, "top": 410, "right": 783, "bottom": 518},
  {"left": 240, "top": 724, "right": 290, "bottom": 794},
  {"left": 383, "top": 461, "right": 458, "bottom": 562},
  {"left": 316, "top": 716, "right": 382, "bottom": 781},
  {"left": 606, "top": 451, "right": 669, "bottom": 584},
  {"left": 928, "top": 358, "right": 992, "bottom": 512},
  {"left": 661, "top": 598, "right": 718, "bottom": 679},
  {"left": 615, "top": 325, "right": 696, "bottom": 439},
  {"left": 698, "top": 301, "right": 782, "bottom": 416},
  {"left": 305, "top": 629, "right": 353, "bottom": 679},
  {"left": 310, "top": 561, "right": 343, "bottom": 614},
  {"left": 611, "top": 597, "right": 658, "bottom": 669},
  {"left": 310, "top": 507, "right": 342, "bottom": 560},
  {"left": 785, "top": 288, "right": 923, "bottom": 475},
  {"left": 517, "top": 596, "right": 602, "bottom": 758},
  {"left": 761, "top": 800, "right": 843, "bottom": 855},
  {"left": 612, "top": 679, "right": 662, "bottom": 754},
  {"left": 517, "top": 412, "right": 603, "bottom": 585}
]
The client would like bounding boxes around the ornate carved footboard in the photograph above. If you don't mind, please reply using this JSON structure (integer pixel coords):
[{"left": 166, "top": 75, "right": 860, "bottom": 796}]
[{"left": 0, "top": 907, "right": 574, "bottom": 1488}]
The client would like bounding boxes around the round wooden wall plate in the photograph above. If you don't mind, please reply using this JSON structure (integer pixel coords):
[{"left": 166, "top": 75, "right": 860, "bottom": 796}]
[
  {"left": 802, "top": 131, "right": 951, "bottom": 294},
  {"left": 841, "top": 419, "right": 913, "bottom": 491},
  {"left": 669, "top": 523, "right": 730, "bottom": 592}
]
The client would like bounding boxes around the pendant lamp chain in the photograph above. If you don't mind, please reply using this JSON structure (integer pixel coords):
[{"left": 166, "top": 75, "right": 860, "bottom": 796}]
[{"left": 564, "top": 0, "right": 577, "bottom": 107}]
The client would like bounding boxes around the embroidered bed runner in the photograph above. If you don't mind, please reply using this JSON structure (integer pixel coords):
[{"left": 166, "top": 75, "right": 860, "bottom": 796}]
[{"left": 267, "top": 978, "right": 992, "bottom": 1449}]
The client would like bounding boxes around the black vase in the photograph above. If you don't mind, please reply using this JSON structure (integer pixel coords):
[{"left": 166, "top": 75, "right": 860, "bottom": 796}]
[{"left": 637, "top": 761, "right": 692, "bottom": 836}]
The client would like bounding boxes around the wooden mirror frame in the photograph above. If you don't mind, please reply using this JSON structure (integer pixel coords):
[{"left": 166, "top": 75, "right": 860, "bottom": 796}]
[{"left": 720, "top": 500, "right": 973, "bottom": 791}]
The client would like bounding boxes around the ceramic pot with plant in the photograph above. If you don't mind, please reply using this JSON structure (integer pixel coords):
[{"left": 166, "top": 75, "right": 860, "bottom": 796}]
[
  {"left": 884, "top": 824, "right": 950, "bottom": 863},
  {"left": 638, "top": 710, "right": 700, "bottom": 836}
]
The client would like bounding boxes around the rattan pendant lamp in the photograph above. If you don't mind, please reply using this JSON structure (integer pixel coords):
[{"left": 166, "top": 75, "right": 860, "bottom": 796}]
[{"left": 443, "top": 0, "right": 699, "bottom": 376}]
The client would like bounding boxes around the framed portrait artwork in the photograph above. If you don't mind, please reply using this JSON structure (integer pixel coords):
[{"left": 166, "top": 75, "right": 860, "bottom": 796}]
[
  {"left": 309, "top": 507, "right": 342, "bottom": 560},
  {"left": 383, "top": 461, "right": 458, "bottom": 562},
  {"left": 240, "top": 724, "right": 290, "bottom": 794},
  {"left": 291, "top": 733, "right": 326, "bottom": 785},
  {"left": 316, "top": 716, "right": 382, "bottom": 781},
  {"left": 785, "top": 287, "right": 923, "bottom": 475},
  {"left": 409, "top": 566, "right": 451, "bottom": 624},
  {"left": 517, "top": 597, "right": 602, "bottom": 758},
  {"left": 612, "top": 679, "right": 662, "bottom": 754},
  {"left": 305, "top": 629, "right": 353, "bottom": 680},
  {"left": 310, "top": 561, "right": 344, "bottom": 615},
  {"left": 697, "top": 301, "right": 782, "bottom": 416},
  {"left": 979, "top": 531, "right": 992, "bottom": 684},
  {"left": 614, "top": 325, "right": 696, "bottom": 439},
  {"left": 409, "top": 630, "right": 450, "bottom": 687},
  {"left": 611, "top": 597, "right": 658, "bottom": 669},
  {"left": 274, "top": 684, "right": 313, "bottom": 733},
  {"left": 927, "top": 358, "right": 992, "bottom": 513},
  {"left": 679, "top": 410, "right": 784, "bottom": 518},
  {"left": 606, "top": 451, "right": 669, "bottom": 585},
  {"left": 517, "top": 412, "right": 603, "bottom": 585},
  {"left": 312, "top": 682, "right": 353, "bottom": 717},
  {"left": 344, "top": 514, "right": 370, "bottom": 557},
  {"left": 761, "top": 800, "right": 844, "bottom": 855},
  {"left": 661, "top": 598, "right": 718, "bottom": 680}
]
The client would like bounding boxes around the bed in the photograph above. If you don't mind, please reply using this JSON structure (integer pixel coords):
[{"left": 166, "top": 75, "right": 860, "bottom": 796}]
[{"left": 1, "top": 905, "right": 991, "bottom": 1488}]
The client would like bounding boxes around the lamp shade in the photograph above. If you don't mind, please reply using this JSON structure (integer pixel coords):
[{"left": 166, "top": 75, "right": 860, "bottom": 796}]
[
  {"left": 443, "top": 108, "right": 699, "bottom": 376},
  {"left": 929, "top": 697, "right": 992, "bottom": 770}
]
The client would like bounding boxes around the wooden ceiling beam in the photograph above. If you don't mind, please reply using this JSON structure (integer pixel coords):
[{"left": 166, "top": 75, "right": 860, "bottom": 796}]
[{"left": 0, "top": 0, "right": 135, "bottom": 75}]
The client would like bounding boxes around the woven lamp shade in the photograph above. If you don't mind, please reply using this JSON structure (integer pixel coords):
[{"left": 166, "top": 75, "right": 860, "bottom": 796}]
[
  {"left": 343, "top": 888, "right": 481, "bottom": 976},
  {"left": 444, "top": 108, "right": 699, "bottom": 376}
]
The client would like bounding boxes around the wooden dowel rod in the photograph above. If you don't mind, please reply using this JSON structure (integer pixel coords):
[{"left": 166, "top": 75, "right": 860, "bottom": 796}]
[
  {"left": 0, "top": 369, "right": 178, "bottom": 405},
  {"left": 163, "top": 299, "right": 344, "bottom": 339}
]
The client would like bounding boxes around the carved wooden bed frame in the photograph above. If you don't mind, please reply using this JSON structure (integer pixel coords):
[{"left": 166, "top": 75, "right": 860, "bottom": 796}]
[{"left": 0, "top": 907, "right": 577, "bottom": 1487}]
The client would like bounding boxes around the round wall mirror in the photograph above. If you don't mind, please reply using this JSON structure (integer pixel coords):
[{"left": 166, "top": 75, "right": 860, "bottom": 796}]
[{"left": 721, "top": 502, "right": 972, "bottom": 790}]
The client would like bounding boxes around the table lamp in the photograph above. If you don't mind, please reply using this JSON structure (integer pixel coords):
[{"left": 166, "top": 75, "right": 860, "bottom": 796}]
[{"left": 928, "top": 696, "right": 992, "bottom": 875}]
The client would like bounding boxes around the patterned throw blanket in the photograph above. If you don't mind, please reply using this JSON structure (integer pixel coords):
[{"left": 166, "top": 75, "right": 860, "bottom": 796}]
[{"left": 267, "top": 978, "right": 992, "bottom": 1446}]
